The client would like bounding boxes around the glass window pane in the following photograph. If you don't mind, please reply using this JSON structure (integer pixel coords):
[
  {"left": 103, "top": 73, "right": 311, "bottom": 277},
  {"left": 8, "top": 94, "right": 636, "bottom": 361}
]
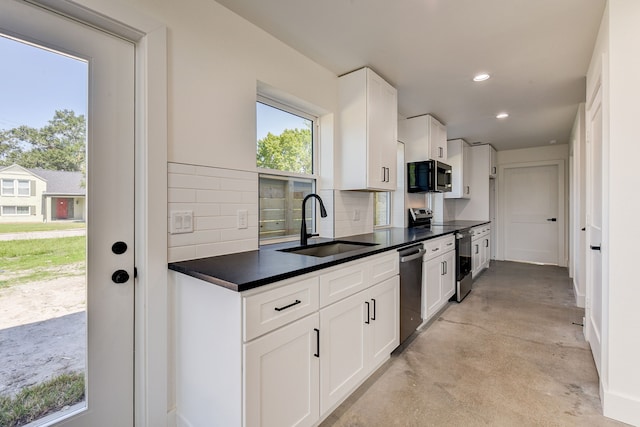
[
  {"left": 256, "top": 102, "right": 313, "bottom": 174},
  {"left": 17, "top": 205, "right": 30, "bottom": 215},
  {"left": 2, "top": 206, "right": 16, "bottom": 215},
  {"left": 374, "top": 192, "right": 390, "bottom": 227},
  {"left": 259, "top": 175, "right": 313, "bottom": 241},
  {"left": 2, "top": 179, "right": 14, "bottom": 195},
  {"left": 17, "top": 180, "right": 30, "bottom": 195}
]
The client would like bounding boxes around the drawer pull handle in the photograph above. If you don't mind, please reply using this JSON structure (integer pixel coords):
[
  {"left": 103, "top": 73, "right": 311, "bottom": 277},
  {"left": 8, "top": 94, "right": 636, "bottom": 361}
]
[
  {"left": 274, "top": 299, "right": 301, "bottom": 311},
  {"left": 365, "top": 301, "right": 371, "bottom": 324},
  {"left": 371, "top": 298, "right": 376, "bottom": 321},
  {"left": 314, "top": 328, "right": 320, "bottom": 358}
]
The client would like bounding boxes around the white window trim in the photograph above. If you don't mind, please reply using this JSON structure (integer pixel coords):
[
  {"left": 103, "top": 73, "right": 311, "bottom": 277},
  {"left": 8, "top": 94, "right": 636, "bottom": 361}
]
[
  {"left": 1, "top": 179, "right": 16, "bottom": 196},
  {"left": 17, "top": 180, "right": 31, "bottom": 196},
  {"left": 257, "top": 95, "right": 320, "bottom": 245},
  {"left": 256, "top": 94, "right": 319, "bottom": 180},
  {"left": 1, "top": 205, "right": 31, "bottom": 216},
  {"left": 374, "top": 191, "right": 393, "bottom": 229}
]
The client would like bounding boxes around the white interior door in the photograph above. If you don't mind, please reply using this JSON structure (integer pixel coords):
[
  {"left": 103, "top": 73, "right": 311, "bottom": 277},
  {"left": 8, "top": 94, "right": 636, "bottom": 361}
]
[
  {"left": 502, "top": 162, "right": 565, "bottom": 265},
  {"left": 0, "top": 2, "right": 134, "bottom": 426},
  {"left": 586, "top": 83, "right": 603, "bottom": 375}
]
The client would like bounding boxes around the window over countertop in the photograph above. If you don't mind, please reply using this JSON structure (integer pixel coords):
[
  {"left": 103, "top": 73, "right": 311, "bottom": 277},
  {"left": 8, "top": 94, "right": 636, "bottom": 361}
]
[{"left": 257, "top": 96, "right": 318, "bottom": 243}]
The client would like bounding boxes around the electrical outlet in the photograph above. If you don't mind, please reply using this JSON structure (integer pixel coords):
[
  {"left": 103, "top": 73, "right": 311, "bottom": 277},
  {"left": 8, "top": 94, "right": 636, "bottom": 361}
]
[
  {"left": 237, "top": 209, "right": 248, "bottom": 229},
  {"left": 170, "top": 210, "right": 194, "bottom": 234},
  {"left": 353, "top": 209, "right": 360, "bottom": 221}
]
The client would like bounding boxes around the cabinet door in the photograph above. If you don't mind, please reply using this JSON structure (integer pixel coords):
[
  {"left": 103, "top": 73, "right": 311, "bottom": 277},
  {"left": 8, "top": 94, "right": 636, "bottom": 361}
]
[
  {"left": 367, "top": 70, "right": 397, "bottom": 191},
  {"left": 482, "top": 236, "right": 491, "bottom": 270},
  {"left": 244, "top": 314, "right": 320, "bottom": 427},
  {"left": 489, "top": 146, "right": 497, "bottom": 177},
  {"left": 431, "top": 118, "right": 447, "bottom": 161},
  {"left": 319, "top": 291, "right": 368, "bottom": 414},
  {"left": 423, "top": 257, "right": 443, "bottom": 319},
  {"left": 462, "top": 143, "right": 471, "bottom": 197},
  {"left": 472, "top": 239, "right": 482, "bottom": 278},
  {"left": 368, "top": 276, "right": 399, "bottom": 368},
  {"left": 441, "top": 250, "right": 456, "bottom": 301}
]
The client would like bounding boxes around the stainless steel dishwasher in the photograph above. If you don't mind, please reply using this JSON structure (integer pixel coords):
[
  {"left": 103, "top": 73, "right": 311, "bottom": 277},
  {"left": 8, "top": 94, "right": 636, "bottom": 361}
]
[{"left": 398, "top": 243, "right": 426, "bottom": 344}]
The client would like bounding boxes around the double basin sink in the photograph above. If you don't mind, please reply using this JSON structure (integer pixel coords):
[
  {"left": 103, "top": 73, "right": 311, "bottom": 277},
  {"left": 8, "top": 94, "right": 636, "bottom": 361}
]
[{"left": 278, "top": 240, "right": 378, "bottom": 258}]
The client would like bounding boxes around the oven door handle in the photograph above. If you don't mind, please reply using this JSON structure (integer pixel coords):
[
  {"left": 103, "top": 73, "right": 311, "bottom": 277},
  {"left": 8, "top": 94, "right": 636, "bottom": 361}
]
[{"left": 400, "top": 248, "right": 426, "bottom": 263}]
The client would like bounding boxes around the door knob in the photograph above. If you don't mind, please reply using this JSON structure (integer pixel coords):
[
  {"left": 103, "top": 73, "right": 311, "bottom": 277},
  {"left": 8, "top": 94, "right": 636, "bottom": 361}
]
[
  {"left": 547, "top": 218, "right": 557, "bottom": 222},
  {"left": 112, "top": 241, "right": 128, "bottom": 254},
  {"left": 112, "top": 270, "right": 130, "bottom": 284}
]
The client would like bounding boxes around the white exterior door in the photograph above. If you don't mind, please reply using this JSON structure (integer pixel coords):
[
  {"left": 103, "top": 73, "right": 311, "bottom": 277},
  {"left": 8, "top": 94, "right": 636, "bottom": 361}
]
[
  {"left": 502, "top": 162, "right": 565, "bottom": 265},
  {"left": 0, "top": 2, "right": 135, "bottom": 426},
  {"left": 586, "top": 83, "right": 603, "bottom": 375}
]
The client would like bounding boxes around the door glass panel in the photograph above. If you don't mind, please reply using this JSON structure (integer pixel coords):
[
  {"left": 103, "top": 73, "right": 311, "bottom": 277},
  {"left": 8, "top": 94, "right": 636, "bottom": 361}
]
[{"left": 0, "top": 34, "right": 88, "bottom": 426}]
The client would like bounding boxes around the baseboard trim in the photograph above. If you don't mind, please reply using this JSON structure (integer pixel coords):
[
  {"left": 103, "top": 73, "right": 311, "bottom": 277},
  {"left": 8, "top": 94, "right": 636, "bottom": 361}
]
[{"left": 603, "top": 387, "right": 640, "bottom": 426}]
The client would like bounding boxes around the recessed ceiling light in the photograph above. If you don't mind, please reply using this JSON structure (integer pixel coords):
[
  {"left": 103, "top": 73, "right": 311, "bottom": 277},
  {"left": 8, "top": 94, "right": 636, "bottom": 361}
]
[
  {"left": 496, "top": 112, "right": 509, "bottom": 119},
  {"left": 549, "top": 139, "right": 557, "bottom": 144},
  {"left": 473, "top": 73, "right": 491, "bottom": 82}
]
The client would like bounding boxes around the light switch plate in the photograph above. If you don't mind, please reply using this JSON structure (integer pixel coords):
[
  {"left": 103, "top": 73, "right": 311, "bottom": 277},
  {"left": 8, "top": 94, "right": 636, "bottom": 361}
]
[
  {"left": 170, "top": 210, "right": 194, "bottom": 234},
  {"left": 237, "top": 209, "right": 248, "bottom": 229}
]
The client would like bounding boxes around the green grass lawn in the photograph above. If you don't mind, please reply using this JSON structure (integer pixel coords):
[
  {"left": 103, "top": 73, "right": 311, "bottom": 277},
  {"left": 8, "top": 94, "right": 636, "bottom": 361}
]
[
  {"left": 0, "top": 373, "right": 85, "bottom": 427},
  {"left": 0, "top": 222, "right": 85, "bottom": 234},
  {"left": 0, "top": 236, "right": 86, "bottom": 288}
]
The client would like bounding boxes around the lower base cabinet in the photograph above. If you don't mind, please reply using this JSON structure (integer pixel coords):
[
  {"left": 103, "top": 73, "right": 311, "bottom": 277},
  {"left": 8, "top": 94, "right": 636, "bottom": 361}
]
[
  {"left": 471, "top": 225, "right": 491, "bottom": 278},
  {"left": 173, "top": 251, "right": 399, "bottom": 427},
  {"left": 423, "top": 235, "right": 456, "bottom": 321},
  {"left": 245, "top": 314, "right": 320, "bottom": 427},
  {"left": 319, "top": 276, "right": 399, "bottom": 414}
]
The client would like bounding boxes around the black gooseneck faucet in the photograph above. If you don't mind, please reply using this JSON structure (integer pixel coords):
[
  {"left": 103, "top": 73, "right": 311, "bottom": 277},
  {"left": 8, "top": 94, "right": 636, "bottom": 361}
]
[{"left": 300, "top": 193, "right": 328, "bottom": 246}]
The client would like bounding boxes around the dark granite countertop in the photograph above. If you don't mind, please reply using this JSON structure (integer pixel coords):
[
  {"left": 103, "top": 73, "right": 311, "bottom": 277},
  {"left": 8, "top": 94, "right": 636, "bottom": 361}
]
[{"left": 168, "top": 221, "right": 490, "bottom": 292}]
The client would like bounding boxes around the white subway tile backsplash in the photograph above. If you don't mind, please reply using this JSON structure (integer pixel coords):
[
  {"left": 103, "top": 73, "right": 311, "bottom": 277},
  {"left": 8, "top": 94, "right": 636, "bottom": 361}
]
[
  {"left": 168, "top": 163, "right": 197, "bottom": 174},
  {"left": 196, "top": 189, "right": 243, "bottom": 204},
  {"left": 168, "top": 188, "right": 197, "bottom": 203},
  {"left": 168, "top": 162, "right": 259, "bottom": 262},
  {"left": 169, "top": 173, "right": 220, "bottom": 190}
]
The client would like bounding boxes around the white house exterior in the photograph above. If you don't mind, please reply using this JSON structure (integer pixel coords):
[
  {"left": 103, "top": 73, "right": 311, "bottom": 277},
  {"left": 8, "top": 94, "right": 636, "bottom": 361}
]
[{"left": 0, "top": 164, "right": 86, "bottom": 223}]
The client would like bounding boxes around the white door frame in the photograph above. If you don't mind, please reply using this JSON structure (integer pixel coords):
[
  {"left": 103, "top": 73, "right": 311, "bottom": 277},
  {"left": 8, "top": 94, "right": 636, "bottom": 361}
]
[
  {"left": 30, "top": 1, "right": 169, "bottom": 425},
  {"left": 497, "top": 159, "right": 566, "bottom": 266}
]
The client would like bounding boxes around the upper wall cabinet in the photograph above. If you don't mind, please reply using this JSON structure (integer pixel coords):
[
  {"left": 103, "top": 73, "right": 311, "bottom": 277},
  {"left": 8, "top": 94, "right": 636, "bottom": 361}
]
[
  {"left": 489, "top": 145, "right": 498, "bottom": 177},
  {"left": 445, "top": 139, "right": 471, "bottom": 199},
  {"left": 339, "top": 67, "right": 398, "bottom": 191},
  {"left": 399, "top": 114, "right": 447, "bottom": 163}
]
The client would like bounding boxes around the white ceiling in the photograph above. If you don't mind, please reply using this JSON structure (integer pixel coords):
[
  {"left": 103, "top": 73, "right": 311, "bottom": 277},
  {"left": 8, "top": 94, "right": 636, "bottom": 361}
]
[{"left": 215, "top": 0, "right": 606, "bottom": 151}]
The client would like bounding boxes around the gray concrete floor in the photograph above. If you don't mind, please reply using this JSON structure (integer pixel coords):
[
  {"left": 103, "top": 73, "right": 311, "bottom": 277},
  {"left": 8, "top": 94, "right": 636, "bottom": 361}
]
[{"left": 321, "top": 261, "right": 629, "bottom": 427}]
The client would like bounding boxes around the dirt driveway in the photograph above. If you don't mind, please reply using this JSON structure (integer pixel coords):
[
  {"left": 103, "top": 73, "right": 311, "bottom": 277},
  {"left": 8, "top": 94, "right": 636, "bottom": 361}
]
[{"left": 0, "top": 271, "right": 86, "bottom": 397}]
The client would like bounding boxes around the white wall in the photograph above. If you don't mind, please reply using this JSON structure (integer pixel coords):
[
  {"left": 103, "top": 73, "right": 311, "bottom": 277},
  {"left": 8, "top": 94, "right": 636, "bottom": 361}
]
[{"left": 598, "top": 0, "right": 640, "bottom": 423}]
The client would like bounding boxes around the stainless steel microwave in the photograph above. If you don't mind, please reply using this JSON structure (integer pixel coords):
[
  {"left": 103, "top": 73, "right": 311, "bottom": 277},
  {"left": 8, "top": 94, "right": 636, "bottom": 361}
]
[{"left": 407, "top": 160, "right": 452, "bottom": 193}]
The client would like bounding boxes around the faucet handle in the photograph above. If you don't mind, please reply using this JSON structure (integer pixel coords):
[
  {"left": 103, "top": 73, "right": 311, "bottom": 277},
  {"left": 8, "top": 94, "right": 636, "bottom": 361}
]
[{"left": 307, "top": 233, "right": 319, "bottom": 239}]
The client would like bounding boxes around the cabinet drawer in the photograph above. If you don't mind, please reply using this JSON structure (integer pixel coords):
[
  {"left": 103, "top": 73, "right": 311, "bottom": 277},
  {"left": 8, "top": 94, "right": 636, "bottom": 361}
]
[
  {"left": 244, "top": 276, "right": 319, "bottom": 341},
  {"left": 320, "top": 260, "right": 369, "bottom": 307},
  {"left": 423, "top": 237, "right": 444, "bottom": 261},
  {"left": 370, "top": 252, "right": 399, "bottom": 284},
  {"left": 440, "top": 235, "right": 455, "bottom": 253}
]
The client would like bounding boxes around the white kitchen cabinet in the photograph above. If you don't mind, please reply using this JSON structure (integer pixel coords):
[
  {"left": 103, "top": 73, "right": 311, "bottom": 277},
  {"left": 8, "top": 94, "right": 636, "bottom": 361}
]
[
  {"left": 399, "top": 114, "right": 447, "bottom": 162},
  {"left": 489, "top": 145, "right": 498, "bottom": 177},
  {"left": 173, "top": 250, "right": 399, "bottom": 427},
  {"left": 445, "top": 139, "right": 471, "bottom": 199},
  {"left": 245, "top": 314, "right": 320, "bottom": 427},
  {"left": 339, "top": 67, "right": 397, "bottom": 191},
  {"left": 319, "top": 274, "right": 399, "bottom": 414},
  {"left": 422, "top": 235, "right": 456, "bottom": 321},
  {"left": 471, "top": 225, "right": 491, "bottom": 279}
]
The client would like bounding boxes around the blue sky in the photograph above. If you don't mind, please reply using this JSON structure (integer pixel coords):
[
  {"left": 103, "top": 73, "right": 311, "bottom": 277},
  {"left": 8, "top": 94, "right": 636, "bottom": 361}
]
[
  {"left": 256, "top": 101, "right": 311, "bottom": 141},
  {"left": 0, "top": 34, "right": 87, "bottom": 131}
]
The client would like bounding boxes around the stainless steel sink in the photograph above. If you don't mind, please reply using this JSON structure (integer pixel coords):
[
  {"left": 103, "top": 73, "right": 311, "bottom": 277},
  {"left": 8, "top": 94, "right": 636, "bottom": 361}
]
[{"left": 279, "top": 240, "right": 378, "bottom": 257}]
